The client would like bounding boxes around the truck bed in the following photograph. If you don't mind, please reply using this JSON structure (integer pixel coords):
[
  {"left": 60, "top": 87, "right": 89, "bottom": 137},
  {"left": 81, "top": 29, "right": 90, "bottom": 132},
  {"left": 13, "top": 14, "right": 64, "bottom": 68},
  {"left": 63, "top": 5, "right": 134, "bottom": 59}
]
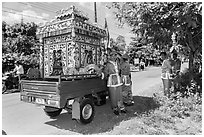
[{"left": 20, "top": 76, "right": 107, "bottom": 108}]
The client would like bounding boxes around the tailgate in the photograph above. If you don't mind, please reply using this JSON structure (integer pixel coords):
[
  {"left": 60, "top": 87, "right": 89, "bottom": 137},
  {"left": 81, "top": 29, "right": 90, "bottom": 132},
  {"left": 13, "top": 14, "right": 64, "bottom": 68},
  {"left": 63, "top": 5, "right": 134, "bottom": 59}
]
[{"left": 20, "top": 80, "right": 60, "bottom": 108}]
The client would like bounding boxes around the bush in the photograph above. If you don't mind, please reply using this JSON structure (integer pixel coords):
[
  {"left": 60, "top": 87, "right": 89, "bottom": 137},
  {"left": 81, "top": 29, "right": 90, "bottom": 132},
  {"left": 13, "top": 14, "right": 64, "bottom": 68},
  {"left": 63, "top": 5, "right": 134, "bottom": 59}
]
[
  {"left": 173, "top": 67, "right": 202, "bottom": 97},
  {"left": 153, "top": 91, "right": 202, "bottom": 120}
]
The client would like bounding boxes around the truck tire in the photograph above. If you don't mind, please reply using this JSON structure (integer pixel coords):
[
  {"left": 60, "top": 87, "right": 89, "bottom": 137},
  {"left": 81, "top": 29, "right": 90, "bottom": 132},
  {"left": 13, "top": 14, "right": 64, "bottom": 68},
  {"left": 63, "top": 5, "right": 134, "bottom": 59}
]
[
  {"left": 79, "top": 98, "right": 95, "bottom": 124},
  {"left": 44, "top": 106, "right": 62, "bottom": 118}
]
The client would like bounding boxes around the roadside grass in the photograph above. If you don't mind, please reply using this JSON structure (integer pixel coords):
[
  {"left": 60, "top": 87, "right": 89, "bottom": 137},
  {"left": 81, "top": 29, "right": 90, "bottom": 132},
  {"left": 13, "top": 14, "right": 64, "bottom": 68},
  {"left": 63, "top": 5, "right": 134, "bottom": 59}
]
[{"left": 102, "top": 85, "right": 202, "bottom": 135}]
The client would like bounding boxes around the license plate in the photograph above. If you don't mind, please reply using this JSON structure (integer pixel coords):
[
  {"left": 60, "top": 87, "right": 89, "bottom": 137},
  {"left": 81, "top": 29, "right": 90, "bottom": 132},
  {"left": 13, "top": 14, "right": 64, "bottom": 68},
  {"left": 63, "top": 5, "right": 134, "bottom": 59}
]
[{"left": 35, "top": 98, "right": 45, "bottom": 104}]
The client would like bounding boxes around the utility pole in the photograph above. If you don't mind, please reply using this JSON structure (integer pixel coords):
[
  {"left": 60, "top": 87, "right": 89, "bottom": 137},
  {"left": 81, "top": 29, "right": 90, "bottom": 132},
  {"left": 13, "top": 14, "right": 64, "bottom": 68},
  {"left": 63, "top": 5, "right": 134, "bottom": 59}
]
[{"left": 94, "top": 2, "right": 97, "bottom": 23}]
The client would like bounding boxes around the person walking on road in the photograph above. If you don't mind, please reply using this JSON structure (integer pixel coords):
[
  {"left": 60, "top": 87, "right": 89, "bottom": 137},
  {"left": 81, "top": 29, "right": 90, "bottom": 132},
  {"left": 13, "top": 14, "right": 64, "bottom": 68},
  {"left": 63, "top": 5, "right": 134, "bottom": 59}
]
[
  {"left": 140, "top": 59, "right": 145, "bottom": 71},
  {"left": 160, "top": 52, "right": 172, "bottom": 97},
  {"left": 120, "top": 54, "right": 134, "bottom": 106},
  {"left": 103, "top": 50, "right": 127, "bottom": 115}
]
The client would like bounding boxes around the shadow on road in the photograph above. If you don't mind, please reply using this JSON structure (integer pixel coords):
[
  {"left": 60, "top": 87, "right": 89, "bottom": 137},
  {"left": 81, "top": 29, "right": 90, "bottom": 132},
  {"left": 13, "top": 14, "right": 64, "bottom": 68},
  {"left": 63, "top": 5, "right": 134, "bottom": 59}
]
[{"left": 45, "top": 96, "right": 159, "bottom": 134}]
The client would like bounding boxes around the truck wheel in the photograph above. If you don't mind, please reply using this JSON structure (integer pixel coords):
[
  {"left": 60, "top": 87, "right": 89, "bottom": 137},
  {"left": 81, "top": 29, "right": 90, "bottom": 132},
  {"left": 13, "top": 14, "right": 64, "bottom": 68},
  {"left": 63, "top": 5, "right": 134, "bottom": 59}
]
[
  {"left": 44, "top": 106, "right": 62, "bottom": 118},
  {"left": 79, "top": 98, "right": 95, "bottom": 124}
]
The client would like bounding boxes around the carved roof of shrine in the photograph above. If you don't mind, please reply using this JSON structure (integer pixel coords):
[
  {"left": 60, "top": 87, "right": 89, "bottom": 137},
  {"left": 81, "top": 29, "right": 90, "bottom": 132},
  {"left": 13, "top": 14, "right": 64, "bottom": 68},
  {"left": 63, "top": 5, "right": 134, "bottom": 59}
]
[
  {"left": 36, "top": 5, "right": 106, "bottom": 39},
  {"left": 55, "top": 5, "right": 89, "bottom": 21}
]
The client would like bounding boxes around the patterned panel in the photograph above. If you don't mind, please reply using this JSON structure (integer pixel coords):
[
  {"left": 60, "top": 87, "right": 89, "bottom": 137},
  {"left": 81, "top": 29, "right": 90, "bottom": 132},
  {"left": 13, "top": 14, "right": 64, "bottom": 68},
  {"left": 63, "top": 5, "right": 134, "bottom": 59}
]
[
  {"left": 37, "top": 19, "right": 72, "bottom": 35},
  {"left": 79, "top": 43, "right": 97, "bottom": 66},
  {"left": 59, "top": 43, "right": 67, "bottom": 75},
  {"left": 44, "top": 34, "right": 72, "bottom": 44},
  {"left": 91, "top": 46, "right": 96, "bottom": 64},
  {"left": 66, "top": 42, "right": 75, "bottom": 68},
  {"left": 39, "top": 44, "right": 44, "bottom": 76},
  {"left": 44, "top": 44, "right": 49, "bottom": 77},
  {"left": 75, "top": 34, "right": 100, "bottom": 45},
  {"left": 44, "top": 41, "right": 68, "bottom": 76},
  {"left": 75, "top": 20, "right": 106, "bottom": 37},
  {"left": 74, "top": 43, "right": 80, "bottom": 68},
  {"left": 49, "top": 44, "right": 55, "bottom": 75},
  {"left": 96, "top": 46, "right": 101, "bottom": 65},
  {"left": 80, "top": 43, "right": 86, "bottom": 66},
  {"left": 101, "top": 46, "right": 106, "bottom": 65}
]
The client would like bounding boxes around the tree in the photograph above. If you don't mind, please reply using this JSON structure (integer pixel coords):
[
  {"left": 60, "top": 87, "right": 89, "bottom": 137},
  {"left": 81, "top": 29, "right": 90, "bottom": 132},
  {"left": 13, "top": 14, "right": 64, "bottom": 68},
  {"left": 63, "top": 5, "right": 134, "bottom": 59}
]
[
  {"left": 115, "top": 35, "right": 126, "bottom": 51},
  {"left": 111, "top": 2, "right": 202, "bottom": 71},
  {"left": 109, "top": 36, "right": 126, "bottom": 52},
  {"left": 2, "top": 22, "right": 39, "bottom": 55},
  {"left": 2, "top": 21, "right": 40, "bottom": 73}
]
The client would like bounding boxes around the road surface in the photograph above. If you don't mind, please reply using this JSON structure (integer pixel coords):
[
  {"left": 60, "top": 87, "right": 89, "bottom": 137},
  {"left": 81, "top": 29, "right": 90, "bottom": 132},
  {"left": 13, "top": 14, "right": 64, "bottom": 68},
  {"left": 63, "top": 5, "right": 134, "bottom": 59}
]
[{"left": 2, "top": 64, "right": 188, "bottom": 135}]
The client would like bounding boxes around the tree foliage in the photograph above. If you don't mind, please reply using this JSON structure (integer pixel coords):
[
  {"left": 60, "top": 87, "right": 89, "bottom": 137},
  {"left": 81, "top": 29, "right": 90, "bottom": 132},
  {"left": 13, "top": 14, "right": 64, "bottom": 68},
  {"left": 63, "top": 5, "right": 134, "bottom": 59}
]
[
  {"left": 2, "top": 22, "right": 40, "bottom": 55},
  {"left": 109, "top": 35, "right": 127, "bottom": 52},
  {"left": 111, "top": 2, "right": 202, "bottom": 70},
  {"left": 2, "top": 21, "right": 40, "bottom": 73},
  {"left": 115, "top": 35, "right": 126, "bottom": 49}
]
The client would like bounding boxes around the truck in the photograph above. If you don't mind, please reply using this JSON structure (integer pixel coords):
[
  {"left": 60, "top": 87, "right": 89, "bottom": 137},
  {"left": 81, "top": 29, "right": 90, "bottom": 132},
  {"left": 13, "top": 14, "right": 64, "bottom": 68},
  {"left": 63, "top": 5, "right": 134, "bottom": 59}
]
[{"left": 20, "top": 5, "right": 108, "bottom": 124}]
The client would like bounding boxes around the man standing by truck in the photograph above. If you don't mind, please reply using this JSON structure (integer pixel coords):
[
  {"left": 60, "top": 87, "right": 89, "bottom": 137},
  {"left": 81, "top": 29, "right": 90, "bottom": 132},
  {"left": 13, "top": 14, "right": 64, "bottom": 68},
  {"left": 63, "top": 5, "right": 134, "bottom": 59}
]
[{"left": 103, "top": 50, "right": 127, "bottom": 115}]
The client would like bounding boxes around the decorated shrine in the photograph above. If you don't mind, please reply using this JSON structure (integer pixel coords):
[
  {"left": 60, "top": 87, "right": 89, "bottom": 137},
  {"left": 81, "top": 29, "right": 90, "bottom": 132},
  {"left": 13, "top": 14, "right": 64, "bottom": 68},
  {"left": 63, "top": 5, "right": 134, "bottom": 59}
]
[{"left": 37, "top": 5, "right": 107, "bottom": 78}]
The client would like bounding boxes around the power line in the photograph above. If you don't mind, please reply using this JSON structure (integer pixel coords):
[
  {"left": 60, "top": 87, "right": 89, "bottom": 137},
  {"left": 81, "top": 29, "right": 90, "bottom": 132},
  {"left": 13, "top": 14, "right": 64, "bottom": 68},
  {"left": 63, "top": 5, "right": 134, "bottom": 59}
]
[
  {"left": 2, "top": 10, "right": 48, "bottom": 21},
  {"left": 28, "top": 2, "right": 60, "bottom": 13},
  {"left": 18, "top": 2, "right": 56, "bottom": 13},
  {"left": 3, "top": 6, "right": 22, "bottom": 12},
  {"left": 31, "top": 2, "right": 63, "bottom": 12},
  {"left": 2, "top": 6, "right": 50, "bottom": 20},
  {"left": 43, "top": 2, "right": 64, "bottom": 9}
]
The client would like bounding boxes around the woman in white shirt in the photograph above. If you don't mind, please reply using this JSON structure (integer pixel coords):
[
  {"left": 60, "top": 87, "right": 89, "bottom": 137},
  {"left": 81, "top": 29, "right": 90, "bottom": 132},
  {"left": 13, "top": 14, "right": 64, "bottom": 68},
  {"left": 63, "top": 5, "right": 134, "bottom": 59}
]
[{"left": 160, "top": 52, "right": 172, "bottom": 97}]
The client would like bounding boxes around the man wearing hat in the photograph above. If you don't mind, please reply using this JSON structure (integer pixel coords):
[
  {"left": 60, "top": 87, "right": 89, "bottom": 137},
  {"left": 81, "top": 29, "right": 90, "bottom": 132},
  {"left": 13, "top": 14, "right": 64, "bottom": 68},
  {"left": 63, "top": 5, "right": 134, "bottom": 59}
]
[
  {"left": 103, "top": 50, "right": 126, "bottom": 115},
  {"left": 120, "top": 53, "right": 134, "bottom": 106}
]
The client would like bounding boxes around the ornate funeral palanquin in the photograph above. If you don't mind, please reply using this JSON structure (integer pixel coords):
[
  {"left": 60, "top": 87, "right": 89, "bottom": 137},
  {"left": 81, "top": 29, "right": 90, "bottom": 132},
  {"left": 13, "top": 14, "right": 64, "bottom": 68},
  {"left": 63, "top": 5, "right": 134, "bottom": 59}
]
[{"left": 36, "top": 6, "right": 107, "bottom": 78}]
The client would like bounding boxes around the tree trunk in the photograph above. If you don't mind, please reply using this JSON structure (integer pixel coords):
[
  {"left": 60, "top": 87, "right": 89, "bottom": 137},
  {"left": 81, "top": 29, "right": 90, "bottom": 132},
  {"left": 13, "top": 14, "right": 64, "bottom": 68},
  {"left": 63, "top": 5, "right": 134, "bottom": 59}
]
[
  {"left": 189, "top": 50, "right": 194, "bottom": 71},
  {"left": 187, "top": 29, "right": 195, "bottom": 80},
  {"left": 187, "top": 29, "right": 195, "bottom": 72}
]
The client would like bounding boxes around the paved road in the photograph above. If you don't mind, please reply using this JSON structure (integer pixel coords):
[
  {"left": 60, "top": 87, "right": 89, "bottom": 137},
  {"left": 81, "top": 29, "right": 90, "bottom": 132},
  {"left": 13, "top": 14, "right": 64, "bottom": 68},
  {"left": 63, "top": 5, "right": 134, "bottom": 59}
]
[
  {"left": 2, "top": 64, "right": 187, "bottom": 135},
  {"left": 131, "top": 66, "right": 161, "bottom": 97}
]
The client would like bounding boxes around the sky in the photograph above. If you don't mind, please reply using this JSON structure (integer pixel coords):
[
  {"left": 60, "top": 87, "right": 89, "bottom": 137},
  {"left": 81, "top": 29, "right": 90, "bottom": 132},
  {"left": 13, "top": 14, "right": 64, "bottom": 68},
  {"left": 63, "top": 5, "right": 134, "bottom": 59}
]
[{"left": 1, "top": 1, "right": 135, "bottom": 45}]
